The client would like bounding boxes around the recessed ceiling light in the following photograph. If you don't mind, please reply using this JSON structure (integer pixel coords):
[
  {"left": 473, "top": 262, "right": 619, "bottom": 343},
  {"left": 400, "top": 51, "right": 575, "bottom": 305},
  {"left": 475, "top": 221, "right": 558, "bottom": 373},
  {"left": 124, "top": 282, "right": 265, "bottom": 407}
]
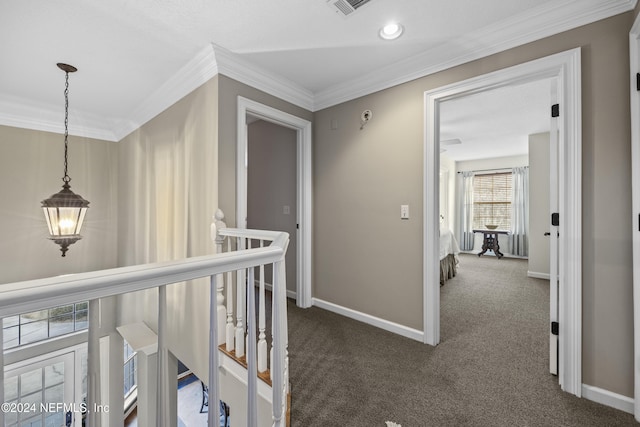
[{"left": 379, "top": 23, "right": 404, "bottom": 40}]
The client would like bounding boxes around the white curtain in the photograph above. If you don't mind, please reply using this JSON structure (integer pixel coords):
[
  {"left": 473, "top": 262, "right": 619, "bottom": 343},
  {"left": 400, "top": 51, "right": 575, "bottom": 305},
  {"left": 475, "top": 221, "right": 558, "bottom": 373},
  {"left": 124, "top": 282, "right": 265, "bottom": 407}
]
[
  {"left": 116, "top": 79, "right": 218, "bottom": 382},
  {"left": 117, "top": 83, "right": 217, "bottom": 267},
  {"left": 456, "top": 171, "right": 475, "bottom": 251},
  {"left": 509, "top": 166, "right": 529, "bottom": 256}
]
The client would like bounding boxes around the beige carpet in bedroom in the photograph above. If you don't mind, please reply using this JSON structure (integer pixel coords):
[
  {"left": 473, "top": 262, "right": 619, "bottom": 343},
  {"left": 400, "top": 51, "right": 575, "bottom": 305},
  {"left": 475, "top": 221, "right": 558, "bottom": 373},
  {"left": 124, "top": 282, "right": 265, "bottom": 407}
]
[{"left": 284, "top": 253, "right": 635, "bottom": 426}]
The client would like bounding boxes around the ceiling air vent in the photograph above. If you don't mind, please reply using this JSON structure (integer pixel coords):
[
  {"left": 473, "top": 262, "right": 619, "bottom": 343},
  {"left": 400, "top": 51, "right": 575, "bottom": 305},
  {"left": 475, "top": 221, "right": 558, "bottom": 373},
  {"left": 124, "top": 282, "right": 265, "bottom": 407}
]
[{"left": 327, "top": 0, "right": 372, "bottom": 17}]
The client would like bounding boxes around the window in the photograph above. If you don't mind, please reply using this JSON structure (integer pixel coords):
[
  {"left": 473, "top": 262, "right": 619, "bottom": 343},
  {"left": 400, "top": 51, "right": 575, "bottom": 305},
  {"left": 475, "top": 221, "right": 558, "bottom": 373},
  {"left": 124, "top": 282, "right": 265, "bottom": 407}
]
[
  {"left": 472, "top": 172, "right": 512, "bottom": 230},
  {"left": 2, "top": 302, "right": 89, "bottom": 349},
  {"left": 4, "top": 355, "right": 72, "bottom": 427},
  {"left": 124, "top": 341, "right": 137, "bottom": 398}
]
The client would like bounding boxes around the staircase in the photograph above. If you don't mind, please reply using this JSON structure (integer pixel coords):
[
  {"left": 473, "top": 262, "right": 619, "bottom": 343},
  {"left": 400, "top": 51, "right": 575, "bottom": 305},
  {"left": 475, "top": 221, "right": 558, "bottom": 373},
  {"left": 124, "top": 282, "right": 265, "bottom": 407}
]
[
  {"left": 0, "top": 208, "right": 290, "bottom": 427},
  {"left": 219, "top": 344, "right": 291, "bottom": 427}
]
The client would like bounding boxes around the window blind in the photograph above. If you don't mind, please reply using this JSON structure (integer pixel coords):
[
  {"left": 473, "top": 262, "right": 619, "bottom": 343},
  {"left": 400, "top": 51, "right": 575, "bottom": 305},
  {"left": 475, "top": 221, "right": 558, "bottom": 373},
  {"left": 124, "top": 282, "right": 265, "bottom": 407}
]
[{"left": 472, "top": 172, "right": 512, "bottom": 229}]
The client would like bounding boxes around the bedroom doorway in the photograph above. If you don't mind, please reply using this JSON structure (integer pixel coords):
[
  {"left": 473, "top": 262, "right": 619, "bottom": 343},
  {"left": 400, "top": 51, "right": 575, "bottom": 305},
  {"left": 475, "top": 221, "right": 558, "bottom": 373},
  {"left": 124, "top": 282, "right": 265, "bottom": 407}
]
[
  {"left": 236, "top": 97, "right": 313, "bottom": 308},
  {"left": 424, "top": 48, "right": 582, "bottom": 396},
  {"left": 439, "top": 78, "right": 557, "bottom": 375}
]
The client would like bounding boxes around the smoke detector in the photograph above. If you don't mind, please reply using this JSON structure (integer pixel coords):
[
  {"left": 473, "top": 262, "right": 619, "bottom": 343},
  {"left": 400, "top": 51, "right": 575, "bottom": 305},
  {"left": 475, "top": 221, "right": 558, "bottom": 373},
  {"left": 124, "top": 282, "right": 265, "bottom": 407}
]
[{"left": 327, "top": 0, "right": 372, "bottom": 17}]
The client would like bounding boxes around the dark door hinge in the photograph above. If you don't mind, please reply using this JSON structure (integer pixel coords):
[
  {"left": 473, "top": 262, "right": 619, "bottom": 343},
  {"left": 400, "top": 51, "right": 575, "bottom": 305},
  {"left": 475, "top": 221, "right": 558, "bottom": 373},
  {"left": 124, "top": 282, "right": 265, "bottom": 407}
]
[
  {"left": 551, "top": 104, "right": 560, "bottom": 118},
  {"left": 551, "top": 212, "right": 559, "bottom": 227},
  {"left": 636, "top": 73, "right": 640, "bottom": 91},
  {"left": 551, "top": 321, "right": 559, "bottom": 336}
]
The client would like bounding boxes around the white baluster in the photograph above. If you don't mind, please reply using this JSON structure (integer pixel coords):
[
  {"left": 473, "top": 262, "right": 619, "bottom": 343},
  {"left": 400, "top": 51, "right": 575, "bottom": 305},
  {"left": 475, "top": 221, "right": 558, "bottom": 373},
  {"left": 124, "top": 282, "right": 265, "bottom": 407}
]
[
  {"left": 279, "top": 259, "right": 290, "bottom": 419},
  {"left": 246, "top": 255, "right": 258, "bottom": 427},
  {"left": 157, "top": 285, "right": 171, "bottom": 427},
  {"left": 208, "top": 274, "right": 221, "bottom": 427},
  {"left": 269, "top": 263, "right": 274, "bottom": 374},
  {"left": 271, "top": 259, "right": 287, "bottom": 427},
  {"left": 87, "top": 299, "right": 101, "bottom": 427},
  {"left": 226, "top": 237, "right": 235, "bottom": 351},
  {"left": 245, "top": 238, "right": 252, "bottom": 355},
  {"left": 281, "top": 259, "right": 290, "bottom": 401},
  {"left": 235, "top": 237, "right": 246, "bottom": 358},
  {"left": 213, "top": 210, "right": 227, "bottom": 345},
  {"left": 258, "top": 240, "right": 268, "bottom": 373}
]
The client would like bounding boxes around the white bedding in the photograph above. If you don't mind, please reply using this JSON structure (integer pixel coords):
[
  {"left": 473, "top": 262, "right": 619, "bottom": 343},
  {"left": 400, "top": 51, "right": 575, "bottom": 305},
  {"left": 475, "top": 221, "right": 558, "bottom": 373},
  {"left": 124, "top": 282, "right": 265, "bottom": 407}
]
[{"left": 439, "top": 228, "right": 460, "bottom": 261}]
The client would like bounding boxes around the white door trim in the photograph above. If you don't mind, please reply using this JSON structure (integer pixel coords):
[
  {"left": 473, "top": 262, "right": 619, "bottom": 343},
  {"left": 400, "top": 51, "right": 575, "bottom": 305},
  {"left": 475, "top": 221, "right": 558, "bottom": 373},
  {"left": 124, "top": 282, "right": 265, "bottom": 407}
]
[
  {"left": 237, "top": 96, "right": 313, "bottom": 308},
  {"left": 628, "top": 15, "right": 640, "bottom": 422},
  {"left": 423, "top": 48, "right": 582, "bottom": 396}
]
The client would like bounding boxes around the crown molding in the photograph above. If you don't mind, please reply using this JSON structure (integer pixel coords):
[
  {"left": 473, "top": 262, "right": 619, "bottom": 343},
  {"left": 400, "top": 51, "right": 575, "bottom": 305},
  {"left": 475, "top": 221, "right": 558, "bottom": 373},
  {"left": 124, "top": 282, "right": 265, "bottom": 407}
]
[
  {"left": 0, "top": 95, "right": 119, "bottom": 141},
  {"left": 0, "top": 43, "right": 312, "bottom": 141},
  {"left": 212, "top": 44, "right": 315, "bottom": 112},
  {"left": 0, "top": 0, "right": 634, "bottom": 135},
  {"left": 313, "top": 0, "right": 636, "bottom": 110},
  {"left": 112, "top": 44, "right": 220, "bottom": 140},
  {"left": 114, "top": 44, "right": 315, "bottom": 139}
]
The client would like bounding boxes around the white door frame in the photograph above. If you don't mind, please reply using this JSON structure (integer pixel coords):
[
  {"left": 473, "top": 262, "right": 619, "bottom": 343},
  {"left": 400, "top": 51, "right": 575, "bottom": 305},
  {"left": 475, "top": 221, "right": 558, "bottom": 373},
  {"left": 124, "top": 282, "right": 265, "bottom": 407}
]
[
  {"left": 628, "top": 15, "right": 640, "bottom": 422},
  {"left": 237, "top": 96, "right": 313, "bottom": 308},
  {"left": 423, "top": 48, "right": 582, "bottom": 396},
  {"left": 549, "top": 77, "right": 560, "bottom": 377}
]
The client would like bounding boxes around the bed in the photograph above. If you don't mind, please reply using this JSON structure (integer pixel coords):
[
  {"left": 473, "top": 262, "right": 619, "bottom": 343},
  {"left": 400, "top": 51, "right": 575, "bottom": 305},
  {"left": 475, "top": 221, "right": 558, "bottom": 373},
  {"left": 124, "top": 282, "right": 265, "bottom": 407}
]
[{"left": 440, "top": 228, "right": 460, "bottom": 285}]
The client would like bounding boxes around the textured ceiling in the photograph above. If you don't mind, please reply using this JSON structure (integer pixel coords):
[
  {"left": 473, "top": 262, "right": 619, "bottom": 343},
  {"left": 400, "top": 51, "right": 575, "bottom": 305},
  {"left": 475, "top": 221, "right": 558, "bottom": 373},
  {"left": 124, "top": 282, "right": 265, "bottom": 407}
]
[{"left": 0, "top": 0, "right": 634, "bottom": 145}]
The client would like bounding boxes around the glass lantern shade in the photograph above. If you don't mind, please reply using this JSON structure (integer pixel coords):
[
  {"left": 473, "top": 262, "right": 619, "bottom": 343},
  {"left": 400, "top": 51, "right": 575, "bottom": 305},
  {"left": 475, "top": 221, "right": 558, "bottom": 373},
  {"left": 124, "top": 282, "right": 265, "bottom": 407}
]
[{"left": 41, "top": 182, "right": 89, "bottom": 256}]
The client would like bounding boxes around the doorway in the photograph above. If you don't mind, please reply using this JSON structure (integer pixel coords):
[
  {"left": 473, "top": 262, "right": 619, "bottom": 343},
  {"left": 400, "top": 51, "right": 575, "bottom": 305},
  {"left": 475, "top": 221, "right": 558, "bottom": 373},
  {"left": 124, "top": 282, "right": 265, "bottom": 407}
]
[
  {"left": 247, "top": 118, "right": 298, "bottom": 298},
  {"left": 628, "top": 15, "right": 640, "bottom": 421},
  {"left": 236, "top": 97, "right": 313, "bottom": 308},
  {"left": 424, "top": 48, "right": 582, "bottom": 396},
  {"left": 438, "top": 78, "right": 554, "bottom": 375}
]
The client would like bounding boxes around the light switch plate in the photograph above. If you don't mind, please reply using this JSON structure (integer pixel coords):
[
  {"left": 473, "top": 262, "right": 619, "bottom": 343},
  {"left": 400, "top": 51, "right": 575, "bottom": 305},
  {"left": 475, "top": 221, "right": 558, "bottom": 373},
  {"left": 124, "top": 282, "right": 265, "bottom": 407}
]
[{"left": 401, "top": 204, "right": 409, "bottom": 219}]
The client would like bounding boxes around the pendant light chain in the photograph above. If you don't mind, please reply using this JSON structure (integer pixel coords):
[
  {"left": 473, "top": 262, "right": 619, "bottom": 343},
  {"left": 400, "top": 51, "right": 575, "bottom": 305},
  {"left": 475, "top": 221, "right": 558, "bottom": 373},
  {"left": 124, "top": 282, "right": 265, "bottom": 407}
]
[
  {"left": 42, "top": 62, "right": 89, "bottom": 257},
  {"left": 63, "top": 70, "right": 70, "bottom": 184}
]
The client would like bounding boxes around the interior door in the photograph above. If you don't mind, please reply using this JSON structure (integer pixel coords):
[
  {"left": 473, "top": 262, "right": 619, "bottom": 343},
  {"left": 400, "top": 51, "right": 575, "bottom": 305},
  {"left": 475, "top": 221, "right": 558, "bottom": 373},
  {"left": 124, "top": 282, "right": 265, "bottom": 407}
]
[
  {"left": 4, "top": 352, "right": 76, "bottom": 427},
  {"left": 549, "top": 82, "right": 560, "bottom": 377}
]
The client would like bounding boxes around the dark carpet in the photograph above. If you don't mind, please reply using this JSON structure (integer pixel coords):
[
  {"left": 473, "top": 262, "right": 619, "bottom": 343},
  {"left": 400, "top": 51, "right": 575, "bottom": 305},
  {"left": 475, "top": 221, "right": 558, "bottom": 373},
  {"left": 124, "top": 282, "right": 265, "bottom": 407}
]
[{"left": 286, "top": 254, "right": 636, "bottom": 426}]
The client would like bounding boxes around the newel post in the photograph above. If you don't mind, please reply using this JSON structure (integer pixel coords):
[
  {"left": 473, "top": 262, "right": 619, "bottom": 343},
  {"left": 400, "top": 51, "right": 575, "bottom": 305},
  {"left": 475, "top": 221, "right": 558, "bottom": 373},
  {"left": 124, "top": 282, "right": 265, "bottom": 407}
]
[{"left": 212, "top": 209, "right": 227, "bottom": 345}]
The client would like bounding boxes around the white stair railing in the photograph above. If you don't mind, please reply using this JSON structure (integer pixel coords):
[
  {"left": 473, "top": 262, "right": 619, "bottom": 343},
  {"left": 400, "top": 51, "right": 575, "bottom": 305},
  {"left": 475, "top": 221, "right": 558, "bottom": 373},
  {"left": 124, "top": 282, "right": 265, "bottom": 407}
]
[
  {"left": 0, "top": 208, "right": 289, "bottom": 427},
  {"left": 258, "top": 240, "right": 268, "bottom": 373},
  {"left": 214, "top": 223, "right": 290, "bottom": 427}
]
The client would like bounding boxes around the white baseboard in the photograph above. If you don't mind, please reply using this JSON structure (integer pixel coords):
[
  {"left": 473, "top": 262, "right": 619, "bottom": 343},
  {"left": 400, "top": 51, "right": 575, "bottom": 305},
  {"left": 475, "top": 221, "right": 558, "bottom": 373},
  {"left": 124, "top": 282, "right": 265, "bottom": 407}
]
[
  {"left": 527, "top": 271, "right": 550, "bottom": 280},
  {"left": 311, "top": 298, "right": 424, "bottom": 342},
  {"left": 581, "top": 384, "right": 634, "bottom": 414},
  {"left": 255, "top": 280, "right": 297, "bottom": 300}
]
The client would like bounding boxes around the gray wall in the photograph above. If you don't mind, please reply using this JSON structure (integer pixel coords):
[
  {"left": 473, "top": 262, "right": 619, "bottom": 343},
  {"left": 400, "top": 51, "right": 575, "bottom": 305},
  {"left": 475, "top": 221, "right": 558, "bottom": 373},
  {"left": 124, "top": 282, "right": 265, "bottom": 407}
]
[
  {"left": 247, "top": 120, "right": 297, "bottom": 294},
  {"left": 528, "top": 133, "right": 550, "bottom": 277},
  {"left": 313, "top": 12, "right": 634, "bottom": 397},
  {"left": 0, "top": 125, "right": 118, "bottom": 283}
]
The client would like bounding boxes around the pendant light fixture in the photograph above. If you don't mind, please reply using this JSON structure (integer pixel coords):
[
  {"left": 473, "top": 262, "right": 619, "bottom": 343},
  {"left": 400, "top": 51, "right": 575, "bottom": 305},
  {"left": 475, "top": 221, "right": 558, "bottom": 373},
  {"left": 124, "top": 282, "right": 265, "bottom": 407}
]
[{"left": 41, "top": 63, "right": 90, "bottom": 257}]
